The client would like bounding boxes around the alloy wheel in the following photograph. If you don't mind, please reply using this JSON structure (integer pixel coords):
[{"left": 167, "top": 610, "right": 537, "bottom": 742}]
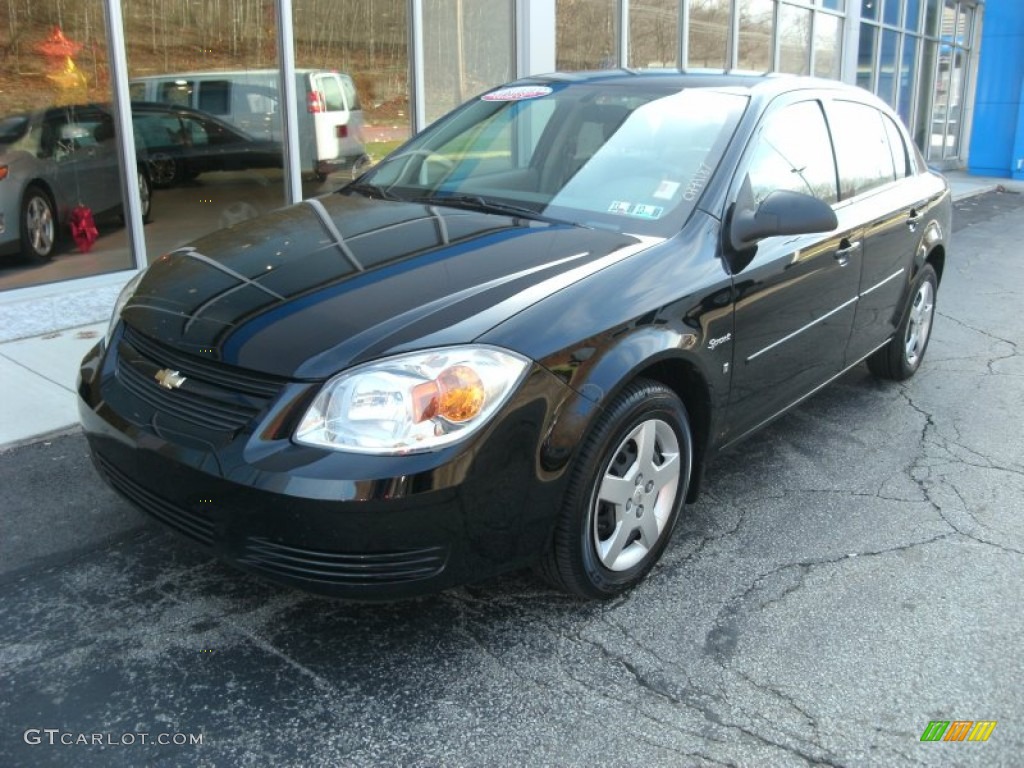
[{"left": 591, "top": 418, "right": 681, "bottom": 572}]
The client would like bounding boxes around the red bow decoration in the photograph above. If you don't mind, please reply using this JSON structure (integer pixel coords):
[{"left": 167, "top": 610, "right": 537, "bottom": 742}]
[{"left": 70, "top": 205, "right": 99, "bottom": 252}]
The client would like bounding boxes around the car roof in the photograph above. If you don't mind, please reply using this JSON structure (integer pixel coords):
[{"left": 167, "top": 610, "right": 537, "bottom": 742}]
[{"left": 518, "top": 69, "right": 871, "bottom": 100}]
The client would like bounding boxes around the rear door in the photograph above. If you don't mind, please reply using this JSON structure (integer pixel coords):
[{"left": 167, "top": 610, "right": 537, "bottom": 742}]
[
  {"left": 827, "top": 100, "right": 933, "bottom": 363},
  {"left": 307, "top": 72, "right": 362, "bottom": 167},
  {"left": 723, "top": 97, "right": 863, "bottom": 443}
]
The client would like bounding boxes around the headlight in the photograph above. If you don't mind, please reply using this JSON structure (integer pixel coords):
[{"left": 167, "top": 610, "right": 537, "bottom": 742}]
[
  {"left": 106, "top": 269, "right": 146, "bottom": 344},
  {"left": 295, "top": 346, "right": 531, "bottom": 455}
]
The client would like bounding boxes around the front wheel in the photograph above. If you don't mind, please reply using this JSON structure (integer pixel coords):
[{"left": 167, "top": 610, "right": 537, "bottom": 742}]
[
  {"left": 20, "top": 186, "right": 57, "bottom": 264},
  {"left": 538, "top": 379, "right": 693, "bottom": 599},
  {"left": 867, "top": 263, "right": 937, "bottom": 381}
]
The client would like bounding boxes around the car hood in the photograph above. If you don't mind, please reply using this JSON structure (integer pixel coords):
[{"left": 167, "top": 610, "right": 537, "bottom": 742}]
[{"left": 121, "top": 193, "right": 656, "bottom": 379}]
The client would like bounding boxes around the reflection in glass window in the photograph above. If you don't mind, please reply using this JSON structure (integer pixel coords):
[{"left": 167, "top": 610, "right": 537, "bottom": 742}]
[
  {"left": 924, "top": 0, "right": 943, "bottom": 36},
  {"left": 629, "top": 0, "right": 680, "bottom": 68},
  {"left": 883, "top": 0, "right": 901, "bottom": 27},
  {"left": 778, "top": 4, "right": 811, "bottom": 75},
  {"left": 746, "top": 101, "right": 838, "bottom": 205},
  {"left": 738, "top": 0, "right": 774, "bottom": 71},
  {"left": 827, "top": 100, "right": 897, "bottom": 198},
  {"left": 861, "top": 0, "right": 879, "bottom": 22},
  {"left": 914, "top": 40, "right": 937, "bottom": 150},
  {"left": 877, "top": 29, "right": 899, "bottom": 107},
  {"left": 424, "top": 0, "right": 514, "bottom": 124},
  {"left": 813, "top": 13, "right": 843, "bottom": 80},
  {"left": 688, "top": 0, "right": 730, "bottom": 68},
  {"left": 857, "top": 23, "right": 877, "bottom": 90},
  {"left": 557, "top": 0, "right": 618, "bottom": 70},
  {"left": 898, "top": 35, "right": 918, "bottom": 125},
  {"left": 904, "top": 0, "right": 923, "bottom": 32}
]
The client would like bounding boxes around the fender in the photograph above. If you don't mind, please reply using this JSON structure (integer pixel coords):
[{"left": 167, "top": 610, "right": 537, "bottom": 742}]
[{"left": 536, "top": 323, "right": 727, "bottom": 507}]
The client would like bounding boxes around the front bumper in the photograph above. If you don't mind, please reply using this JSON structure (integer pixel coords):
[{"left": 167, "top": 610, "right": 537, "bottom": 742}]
[{"left": 77, "top": 335, "right": 575, "bottom": 600}]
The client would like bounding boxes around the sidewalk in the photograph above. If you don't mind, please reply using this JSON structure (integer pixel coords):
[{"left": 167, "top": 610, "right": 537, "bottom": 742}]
[{"left": 1, "top": 171, "right": 1020, "bottom": 449}]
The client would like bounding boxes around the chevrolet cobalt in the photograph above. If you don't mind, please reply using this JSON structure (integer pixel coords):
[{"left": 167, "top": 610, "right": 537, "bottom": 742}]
[{"left": 79, "top": 72, "right": 951, "bottom": 599}]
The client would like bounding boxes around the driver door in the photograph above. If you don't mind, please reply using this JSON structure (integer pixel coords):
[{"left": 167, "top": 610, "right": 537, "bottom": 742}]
[{"left": 723, "top": 98, "right": 862, "bottom": 444}]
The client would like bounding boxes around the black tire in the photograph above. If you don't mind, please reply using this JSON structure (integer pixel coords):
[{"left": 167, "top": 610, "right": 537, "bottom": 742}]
[
  {"left": 138, "top": 168, "right": 153, "bottom": 224},
  {"left": 147, "top": 153, "right": 179, "bottom": 188},
  {"left": 19, "top": 185, "right": 57, "bottom": 264},
  {"left": 538, "top": 378, "right": 693, "bottom": 599},
  {"left": 867, "top": 263, "right": 938, "bottom": 381}
]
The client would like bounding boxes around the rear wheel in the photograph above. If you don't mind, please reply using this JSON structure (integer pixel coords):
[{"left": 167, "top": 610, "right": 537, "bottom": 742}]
[
  {"left": 20, "top": 186, "right": 56, "bottom": 264},
  {"left": 538, "top": 379, "right": 692, "bottom": 599},
  {"left": 867, "top": 263, "right": 937, "bottom": 381},
  {"left": 147, "top": 153, "right": 179, "bottom": 188},
  {"left": 138, "top": 168, "right": 152, "bottom": 223}
]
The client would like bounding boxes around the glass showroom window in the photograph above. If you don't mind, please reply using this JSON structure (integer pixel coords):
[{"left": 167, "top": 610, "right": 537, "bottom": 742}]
[
  {"left": 739, "top": 0, "right": 776, "bottom": 71},
  {"left": 688, "top": 0, "right": 730, "bottom": 68},
  {"left": 1, "top": 1, "right": 134, "bottom": 292},
  {"left": 123, "top": 0, "right": 290, "bottom": 269},
  {"left": 422, "top": 0, "right": 514, "bottom": 124},
  {"left": 557, "top": 0, "right": 618, "bottom": 70},
  {"left": 629, "top": 0, "right": 680, "bottom": 68},
  {"left": 294, "top": 0, "right": 412, "bottom": 171},
  {"left": 778, "top": 3, "right": 812, "bottom": 75}
]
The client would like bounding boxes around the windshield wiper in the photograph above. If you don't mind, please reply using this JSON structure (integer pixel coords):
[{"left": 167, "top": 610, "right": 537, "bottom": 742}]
[
  {"left": 344, "top": 181, "right": 403, "bottom": 202},
  {"left": 412, "top": 194, "right": 584, "bottom": 227}
]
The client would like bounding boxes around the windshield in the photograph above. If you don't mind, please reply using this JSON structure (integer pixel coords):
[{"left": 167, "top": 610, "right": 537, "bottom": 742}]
[
  {"left": 0, "top": 115, "right": 30, "bottom": 145},
  {"left": 351, "top": 83, "right": 747, "bottom": 235}
]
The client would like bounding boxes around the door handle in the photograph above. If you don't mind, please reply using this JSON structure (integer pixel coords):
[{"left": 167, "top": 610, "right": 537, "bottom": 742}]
[{"left": 834, "top": 240, "right": 861, "bottom": 267}]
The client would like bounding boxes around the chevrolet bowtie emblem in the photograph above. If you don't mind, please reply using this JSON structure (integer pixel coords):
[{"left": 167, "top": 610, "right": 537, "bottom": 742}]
[{"left": 155, "top": 368, "right": 187, "bottom": 390}]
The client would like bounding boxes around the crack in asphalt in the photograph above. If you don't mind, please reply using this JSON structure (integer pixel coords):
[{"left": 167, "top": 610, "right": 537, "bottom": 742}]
[
  {"left": 897, "top": 387, "right": 1024, "bottom": 557},
  {"left": 936, "top": 310, "right": 1021, "bottom": 375}
]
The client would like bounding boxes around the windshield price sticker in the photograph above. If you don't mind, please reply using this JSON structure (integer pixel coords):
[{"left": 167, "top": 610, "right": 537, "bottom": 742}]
[{"left": 482, "top": 86, "right": 553, "bottom": 101}]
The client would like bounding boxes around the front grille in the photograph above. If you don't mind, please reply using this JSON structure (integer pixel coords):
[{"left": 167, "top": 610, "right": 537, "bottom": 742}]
[
  {"left": 239, "top": 538, "right": 448, "bottom": 585},
  {"left": 124, "top": 326, "right": 282, "bottom": 397},
  {"left": 97, "top": 455, "right": 214, "bottom": 546},
  {"left": 114, "top": 326, "right": 286, "bottom": 433}
]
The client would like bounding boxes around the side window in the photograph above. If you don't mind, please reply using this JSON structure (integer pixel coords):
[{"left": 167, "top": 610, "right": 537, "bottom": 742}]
[
  {"left": 826, "top": 100, "right": 897, "bottom": 198},
  {"left": 745, "top": 100, "right": 838, "bottom": 205},
  {"left": 177, "top": 116, "right": 208, "bottom": 147},
  {"left": 159, "top": 80, "right": 193, "bottom": 107},
  {"left": 198, "top": 81, "right": 231, "bottom": 115},
  {"left": 882, "top": 114, "right": 910, "bottom": 178},
  {"left": 129, "top": 83, "right": 146, "bottom": 101}
]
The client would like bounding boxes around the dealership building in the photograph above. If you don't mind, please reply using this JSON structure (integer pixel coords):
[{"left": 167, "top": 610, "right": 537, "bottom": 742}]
[{"left": 1, "top": 0, "right": 1022, "bottom": 324}]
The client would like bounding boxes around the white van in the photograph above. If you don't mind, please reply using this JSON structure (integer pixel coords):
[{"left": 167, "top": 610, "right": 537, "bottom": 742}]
[{"left": 129, "top": 69, "right": 367, "bottom": 179}]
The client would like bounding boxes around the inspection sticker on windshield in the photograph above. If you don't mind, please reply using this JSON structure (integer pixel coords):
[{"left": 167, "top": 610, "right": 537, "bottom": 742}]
[
  {"left": 482, "top": 86, "right": 553, "bottom": 101},
  {"left": 608, "top": 201, "right": 664, "bottom": 219},
  {"left": 653, "top": 180, "right": 681, "bottom": 200}
]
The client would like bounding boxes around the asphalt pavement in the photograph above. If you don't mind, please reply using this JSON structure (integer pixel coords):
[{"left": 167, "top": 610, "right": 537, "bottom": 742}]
[{"left": 1, "top": 190, "right": 1022, "bottom": 767}]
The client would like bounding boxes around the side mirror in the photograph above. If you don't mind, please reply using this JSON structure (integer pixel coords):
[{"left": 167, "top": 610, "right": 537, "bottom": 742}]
[{"left": 729, "top": 175, "right": 838, "bottom": 252}]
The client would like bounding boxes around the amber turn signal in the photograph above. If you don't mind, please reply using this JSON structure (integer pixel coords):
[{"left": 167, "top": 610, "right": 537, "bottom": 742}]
[{"left": 411, "top": 364, "right": 486, "bottom": 423}]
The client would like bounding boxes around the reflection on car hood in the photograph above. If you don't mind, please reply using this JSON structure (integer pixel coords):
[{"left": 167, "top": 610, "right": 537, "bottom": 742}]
[{"left": 121, "top": 193, "right": 657, "bottom": 378}]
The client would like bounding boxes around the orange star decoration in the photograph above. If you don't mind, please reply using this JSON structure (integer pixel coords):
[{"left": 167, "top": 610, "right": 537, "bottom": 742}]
[{"left": 36, "top": 28, "right": 88, "bottom": 104}]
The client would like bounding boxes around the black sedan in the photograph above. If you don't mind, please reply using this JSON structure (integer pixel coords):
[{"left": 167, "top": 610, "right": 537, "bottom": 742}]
[
  {"left": 131, "top": 101, "right": 281, "bottom": 188},
  {"left": 79, "top": 72, "right": 951, "bottom": 600}
]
